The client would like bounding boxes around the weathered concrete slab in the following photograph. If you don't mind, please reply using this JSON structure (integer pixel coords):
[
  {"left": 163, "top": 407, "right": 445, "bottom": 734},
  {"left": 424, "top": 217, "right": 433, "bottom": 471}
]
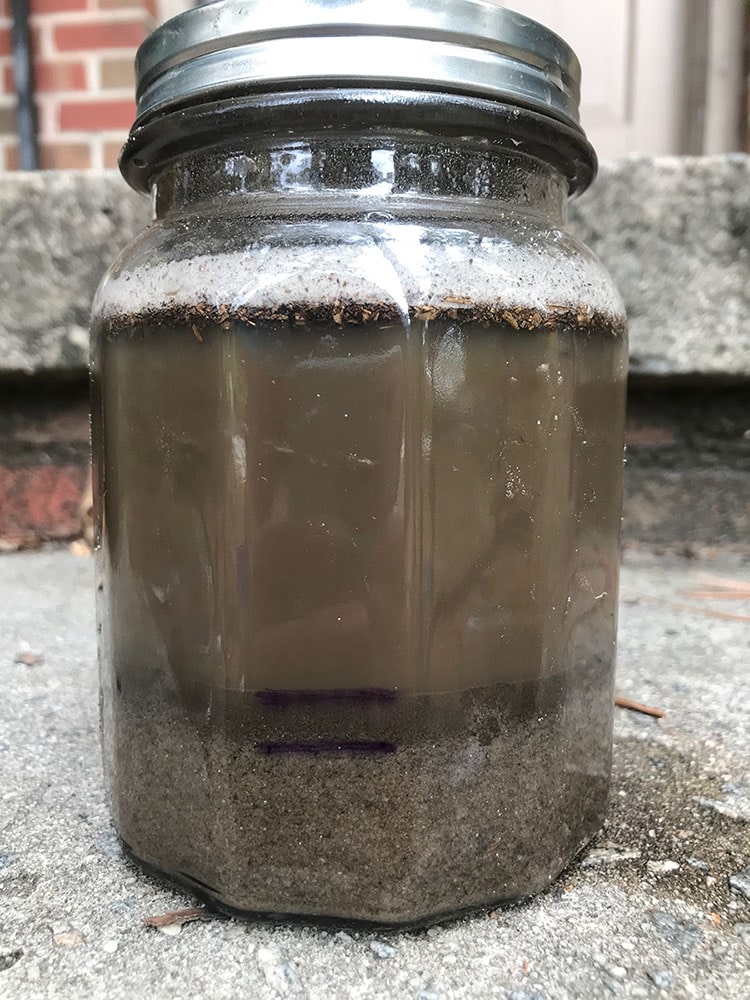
[
  {"left": 1, "top": 550, "right": 749, "bottom": 999},
  {"left": 1, "top": 157, "right": 750, "bottom": 379},
  {"left": 570, "top": 155, "right": 750, "bottom": 380},
  {"left": 0, "top": 172, "right": 149, "bottom": 376}
]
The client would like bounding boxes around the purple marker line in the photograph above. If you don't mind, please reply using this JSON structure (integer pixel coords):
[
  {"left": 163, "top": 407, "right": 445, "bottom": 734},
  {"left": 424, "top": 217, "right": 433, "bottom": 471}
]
[
  {"left": 255, "top": 688, "right": 398, "bottom": 707},
  {"left": 254, "top": 740, "right": 398, "bottom": 756}
]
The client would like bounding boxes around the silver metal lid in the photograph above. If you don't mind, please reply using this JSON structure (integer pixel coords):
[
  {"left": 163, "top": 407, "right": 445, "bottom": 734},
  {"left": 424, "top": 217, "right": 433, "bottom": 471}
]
[{"left": 135, "top": 0, "right": 583, "bottom": 130}]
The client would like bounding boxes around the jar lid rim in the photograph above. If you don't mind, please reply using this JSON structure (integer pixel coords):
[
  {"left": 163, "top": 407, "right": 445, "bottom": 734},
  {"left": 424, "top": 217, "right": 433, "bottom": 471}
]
[{"left": 134, "top": 0, "right": 584, "bottom": 132}]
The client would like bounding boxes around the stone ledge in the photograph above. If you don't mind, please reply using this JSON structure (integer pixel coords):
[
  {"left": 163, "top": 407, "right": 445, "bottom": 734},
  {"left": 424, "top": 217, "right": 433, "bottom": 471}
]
[
  {"left": 570, "top": 155, "right": 750, "bottom": 380},
  {"left": 1, "top": 157, "right": 749, "bottom": 378},
  {"left": 0, "top": 172, "right": 150, "bottom": 377}
]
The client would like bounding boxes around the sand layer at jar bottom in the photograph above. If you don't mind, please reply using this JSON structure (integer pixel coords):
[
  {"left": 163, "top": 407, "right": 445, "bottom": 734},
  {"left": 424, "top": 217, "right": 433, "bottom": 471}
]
[{"left": 106, "top": 654, "right": 613, "bottom": 926}]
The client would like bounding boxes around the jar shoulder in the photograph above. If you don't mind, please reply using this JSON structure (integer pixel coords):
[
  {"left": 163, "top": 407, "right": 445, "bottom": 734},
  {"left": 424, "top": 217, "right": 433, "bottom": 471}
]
[{"left": 92, "top": 211, "right": 625, "bottom": 327}]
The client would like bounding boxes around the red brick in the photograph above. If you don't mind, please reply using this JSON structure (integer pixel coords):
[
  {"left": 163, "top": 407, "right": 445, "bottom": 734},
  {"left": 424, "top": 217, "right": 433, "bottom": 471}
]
[
  {"left": 0, "top": 28, "right": 10, "bottom": 58},
  {"left": 0, "top": 464, "right": 88, "bottom": 543},
  {"left": 103, "top": 139, "right": 123, "bottom": 167},
  {"left": 0, "top": 65, "right": 10, "bottom": 98},
  {"left": 0, "top": 102, "right": 16, "bottom": 134},
  {"left": 54, "top": 20, "right": 147, "bottom": 52},
  {"left": 2, "top": 142, "right": 18, "bottom": 169},
  {"left": 60, "top": 97, "right": 135, "bottom": 131},
  {"left": 100, "top": 56, "right": 135, "bottom": 90},
  {"left": 4, "top": 60, "right": 88, "bottom": 94},
  {"left": 30, "top": 0, "right": 87, "bottom": 12},
  {"left": 6, "top": 140, "right": 92, "bottom": 169},
  {"left": 1, "top": 62, "right": 11, "bottom": 97}
]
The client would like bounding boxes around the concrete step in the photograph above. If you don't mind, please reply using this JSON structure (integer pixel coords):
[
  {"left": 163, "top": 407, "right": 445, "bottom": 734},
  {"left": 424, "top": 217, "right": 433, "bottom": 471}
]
[
  {"left": 1, "top": 160, "right": 749, "bottom": 548},
  {"left": 1, "top": 158, "right": 750, "bottom": 380}
]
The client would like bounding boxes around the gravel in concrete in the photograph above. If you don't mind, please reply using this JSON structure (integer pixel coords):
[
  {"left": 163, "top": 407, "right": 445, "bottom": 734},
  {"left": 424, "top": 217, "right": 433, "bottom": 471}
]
[{"left": 1, "top": 549, "right": 749, "bottom": 999}]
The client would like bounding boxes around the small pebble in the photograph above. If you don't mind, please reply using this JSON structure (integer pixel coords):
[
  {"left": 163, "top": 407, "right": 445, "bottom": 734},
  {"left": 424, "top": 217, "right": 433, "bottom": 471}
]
[
  {"left": 257, "top": 946, "right": 300, "bottom": 994},
  {"left": 69, "top": 539, "right": 92, "bottom": 558},
  {"left": 370, "top": 940, "right": 396, "bottom": 959},
  {"left": 158, "top": 923, "right": 182, "bottom": 937},
  {"left": 706, "top": 876, "right": 717, "bottom": 888},
  {"left": 417, "top": 992, "right": 444, "bottom": 1000},
  {"left": 648, "top": 970, "right": 674, "bottom": 990},
  {"left": 95, "top": 830, "right": 123, "bottom": 861},
  {"left": 647, "top": 860, "right": 680, "bottom": 875},
  {"left": 52, "top": 929, "right": 85, "bottom": 948},
  {"left": 0, "top": 951, "right": 23, "bottom": 973},
  {"left": 507, "top": 991, "right": 543, "bottom": 1000},
  {"left": 686, "top": 857, "right": 710, "bottom": 872},
  {"left": 0, "top": 853, "right": 17, "bottom": 870},
  {"left": 14, "top": 651, "right": 44, "bottom": 666},
  {"left": 728, "top": 868, "right": 750, "bottom": 901},
  {"left": 221, "top": 924, "right": 249, "bottom": 942},
  {"left": 736, "top": 923, "right": 750, "bottom": 943},
  {"left": 102, "top": 940, "right": 118, "bottom": 954},
  {"left": 722, "top": 781, "right": 743, "bottom": 794},
  {"left": 109, "top": 898, "right": 136, "bottom": 913},
  {"left": 581, "top": 848, "right": 641, "bottom": 868},
  {"left": 607, "top": 964, "right": 627, "bottom": 980},
  {"left": 649, "top": 912, "right": 702, "bottom": 956}
]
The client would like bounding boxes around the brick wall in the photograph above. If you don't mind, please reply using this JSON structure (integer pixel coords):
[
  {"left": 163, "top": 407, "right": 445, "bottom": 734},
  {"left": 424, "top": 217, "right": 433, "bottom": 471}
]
[{"left": 0, "top": 0, "right": 158, "bottom": 171}]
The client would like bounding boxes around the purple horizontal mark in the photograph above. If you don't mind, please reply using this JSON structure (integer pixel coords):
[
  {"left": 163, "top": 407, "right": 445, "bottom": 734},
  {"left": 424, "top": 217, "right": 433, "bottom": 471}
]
[
  {"left": 254, "top": 740, "right": 398, "bottom": 756},
  {"left": 255, "top": 687, "right": 398, "bottom": 706}
]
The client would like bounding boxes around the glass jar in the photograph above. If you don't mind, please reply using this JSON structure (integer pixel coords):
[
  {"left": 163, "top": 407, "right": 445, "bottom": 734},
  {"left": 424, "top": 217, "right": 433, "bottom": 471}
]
[{"left": 92, "top": 0, "right": 627, "bottom": 926}]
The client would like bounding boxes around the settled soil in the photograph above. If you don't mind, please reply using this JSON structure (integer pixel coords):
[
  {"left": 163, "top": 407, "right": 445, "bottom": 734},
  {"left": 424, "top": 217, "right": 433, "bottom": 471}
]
[{"left": 106, "top": 655, "right": 613, "bottom": 926}]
